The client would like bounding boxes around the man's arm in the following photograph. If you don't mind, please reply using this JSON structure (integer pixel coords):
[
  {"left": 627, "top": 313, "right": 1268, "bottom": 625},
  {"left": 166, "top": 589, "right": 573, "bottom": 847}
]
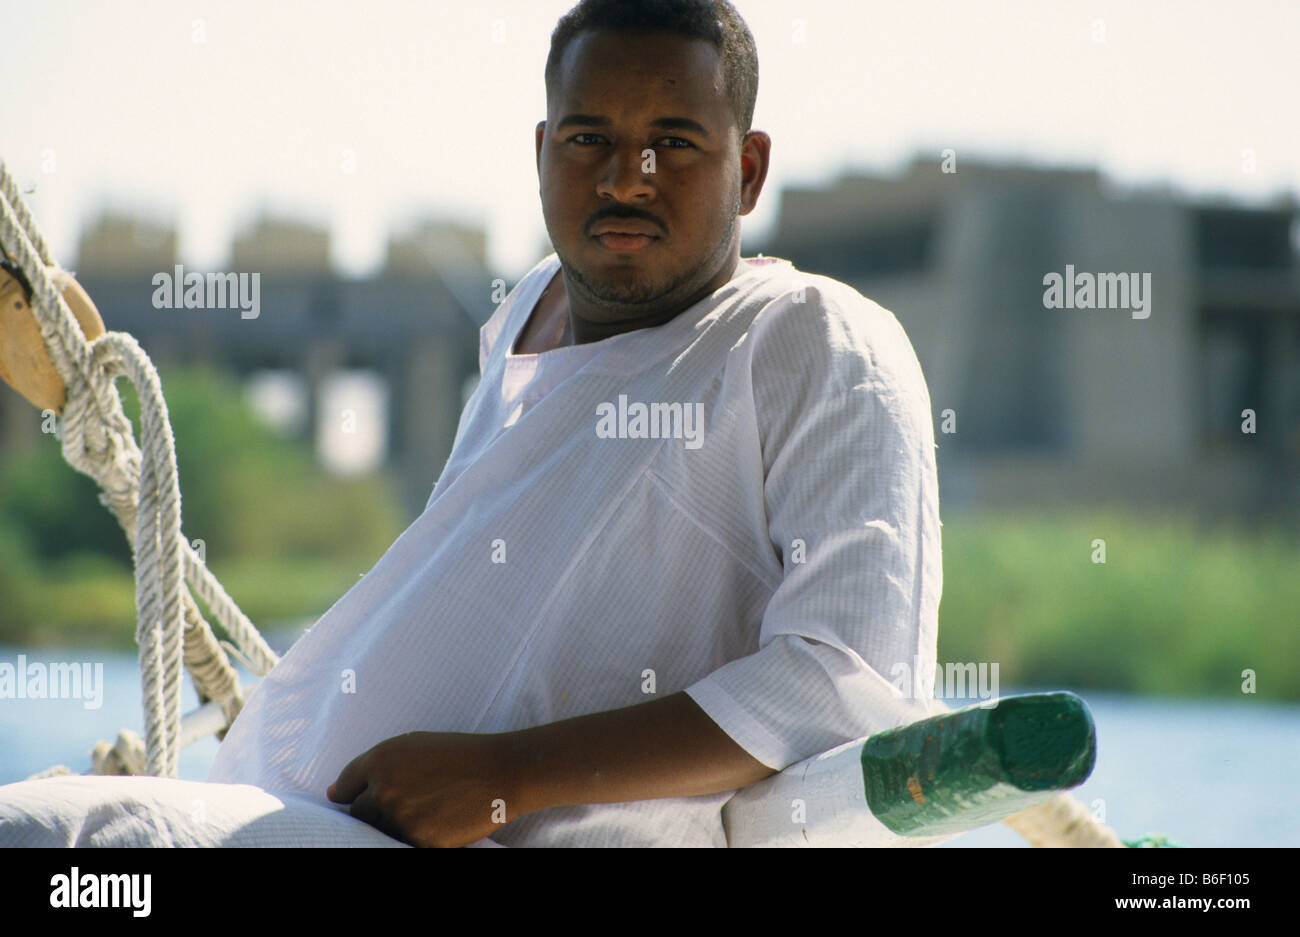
[
  {"left": 505, "top": 690, "right": 776, "bottom": 814},
  {"left": 327, "top": 691, "right": 775, "bottom": 847}
]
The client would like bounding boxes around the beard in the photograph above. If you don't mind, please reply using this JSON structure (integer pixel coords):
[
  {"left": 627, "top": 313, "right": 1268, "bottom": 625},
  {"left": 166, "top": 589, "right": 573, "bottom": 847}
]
[{"left": 552, "top": 190, "right": 740, "bottom": 319}]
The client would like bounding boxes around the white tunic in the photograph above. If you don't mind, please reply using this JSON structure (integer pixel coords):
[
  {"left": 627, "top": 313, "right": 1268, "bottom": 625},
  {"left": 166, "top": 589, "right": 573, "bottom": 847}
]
[{"left": 207, "top": 252, "right": 943, "bottom": 847}]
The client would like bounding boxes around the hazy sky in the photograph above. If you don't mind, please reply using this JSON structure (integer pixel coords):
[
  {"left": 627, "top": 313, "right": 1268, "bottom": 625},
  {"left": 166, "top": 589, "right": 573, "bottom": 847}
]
[{"left": 4, "top": 0, "right": 1297, "bottom": 281}]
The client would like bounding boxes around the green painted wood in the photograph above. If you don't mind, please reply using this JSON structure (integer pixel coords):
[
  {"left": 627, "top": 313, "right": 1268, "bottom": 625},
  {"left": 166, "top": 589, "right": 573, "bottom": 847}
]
[
  {"left": 1124, "top": 834, "right": 1187, "bottom": 848},
  {"left": 862, "top": 692, "right": 1096, "bottom": 837}
]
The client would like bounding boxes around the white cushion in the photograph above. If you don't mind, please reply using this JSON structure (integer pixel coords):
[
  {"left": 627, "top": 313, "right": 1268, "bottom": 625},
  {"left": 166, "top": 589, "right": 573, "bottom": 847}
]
[{"left": 0, "top": 775, "right": 423, "bottom": 847}]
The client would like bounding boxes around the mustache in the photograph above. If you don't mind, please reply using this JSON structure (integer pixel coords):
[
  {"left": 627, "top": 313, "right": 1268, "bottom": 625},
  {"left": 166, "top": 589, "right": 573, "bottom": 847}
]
[{"left": 586, "top": 210, "right": 664, "bottom": 234}]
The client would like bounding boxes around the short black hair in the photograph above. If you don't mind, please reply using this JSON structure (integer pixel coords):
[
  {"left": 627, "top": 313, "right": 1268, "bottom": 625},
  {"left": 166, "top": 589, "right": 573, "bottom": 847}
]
[{"left": 544, "top": 0, "right": 759, "bottom": 140}]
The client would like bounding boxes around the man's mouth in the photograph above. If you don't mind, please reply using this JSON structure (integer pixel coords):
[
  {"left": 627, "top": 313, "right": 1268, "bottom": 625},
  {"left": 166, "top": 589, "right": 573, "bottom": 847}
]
[{"left": 594, "top": 233, "right": 657, "bottom": 253}]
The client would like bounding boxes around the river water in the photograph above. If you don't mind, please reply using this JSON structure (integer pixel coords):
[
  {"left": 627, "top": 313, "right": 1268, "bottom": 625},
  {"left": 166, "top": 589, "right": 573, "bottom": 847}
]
[{"left": 1, "top": 645, "right": 1295, "bottom": 847}]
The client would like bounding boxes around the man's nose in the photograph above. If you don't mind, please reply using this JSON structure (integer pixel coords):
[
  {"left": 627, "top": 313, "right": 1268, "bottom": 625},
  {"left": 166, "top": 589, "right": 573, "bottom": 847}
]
[{"left": 595, "top": 145, "right": 656, "bottom": 201}]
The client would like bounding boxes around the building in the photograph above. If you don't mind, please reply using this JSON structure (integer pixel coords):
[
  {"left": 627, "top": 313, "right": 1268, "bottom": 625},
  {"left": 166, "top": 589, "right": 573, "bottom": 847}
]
[
  {"left": 752, "top": 158, "right": 1300, "bottom": 523},
  {"left": 0, "top": 214, "right": 492, "bottom": 516}
]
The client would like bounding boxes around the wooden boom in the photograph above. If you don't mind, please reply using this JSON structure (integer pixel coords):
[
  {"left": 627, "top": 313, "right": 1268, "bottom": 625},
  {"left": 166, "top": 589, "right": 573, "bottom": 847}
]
[{"left": 723, "top": 692, "right": 1096, "bottom": 847}]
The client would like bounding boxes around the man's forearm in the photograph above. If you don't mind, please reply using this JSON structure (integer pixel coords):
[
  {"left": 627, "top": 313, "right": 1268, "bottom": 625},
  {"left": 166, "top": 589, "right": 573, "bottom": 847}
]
[{"left": 501, "top": 691, "right": 777, "bottom": 817}]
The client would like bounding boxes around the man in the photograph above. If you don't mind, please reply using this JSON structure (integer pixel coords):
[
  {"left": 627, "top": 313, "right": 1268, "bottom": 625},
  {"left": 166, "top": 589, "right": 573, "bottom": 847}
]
[
  {"left": 0, "top": 0, "right": 939, "bottom": 848},
  {"left": 204, "top": 0, "right": 942, "bottom": 847}
]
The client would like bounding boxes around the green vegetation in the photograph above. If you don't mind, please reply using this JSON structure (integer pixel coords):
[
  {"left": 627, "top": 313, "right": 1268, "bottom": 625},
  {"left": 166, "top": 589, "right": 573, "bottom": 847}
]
[
  {"left": 0, "top": 366, "right": 406, "bottom": 648},
  {"left": 938, "top": 508, "right": 1300, "bottom": 701},
  {"left": 2, "top": 367, "right": 1296, "bottom": 701}
]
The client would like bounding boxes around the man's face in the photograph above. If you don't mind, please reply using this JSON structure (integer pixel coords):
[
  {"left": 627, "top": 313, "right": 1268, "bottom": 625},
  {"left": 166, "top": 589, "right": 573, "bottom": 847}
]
[{"left": 537, "top": 30, "right": 755, "bottom": 323}]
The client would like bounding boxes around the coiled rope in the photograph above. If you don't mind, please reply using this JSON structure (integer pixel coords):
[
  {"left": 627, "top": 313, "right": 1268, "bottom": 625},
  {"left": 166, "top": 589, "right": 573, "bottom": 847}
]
[{"left": 0, "top": 158, "right": 279, "bottom": 778}]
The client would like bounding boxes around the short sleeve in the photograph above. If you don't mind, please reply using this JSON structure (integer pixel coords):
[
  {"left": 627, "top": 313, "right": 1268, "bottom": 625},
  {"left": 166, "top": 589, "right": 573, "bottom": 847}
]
[{"left": 684, "top": 283, "right": 943, "bottom": 771}]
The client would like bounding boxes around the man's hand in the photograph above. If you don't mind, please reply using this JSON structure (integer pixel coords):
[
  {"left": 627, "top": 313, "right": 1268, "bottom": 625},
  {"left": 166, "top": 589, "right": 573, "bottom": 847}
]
[
  {"left": 326, "top": 731, "right": 518, "bottom": 848},
  {"left": 327, "top": 693, "right": 775, "bottom": 847}
]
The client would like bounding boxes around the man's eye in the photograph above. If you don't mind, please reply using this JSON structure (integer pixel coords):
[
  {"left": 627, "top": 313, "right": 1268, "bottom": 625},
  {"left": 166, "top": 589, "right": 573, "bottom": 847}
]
[{"left": 567, "top": 135, "right": 692, "bottom": 148}]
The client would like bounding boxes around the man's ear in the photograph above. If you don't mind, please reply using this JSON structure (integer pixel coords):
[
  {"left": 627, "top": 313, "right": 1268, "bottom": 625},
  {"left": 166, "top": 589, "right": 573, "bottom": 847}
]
[
  {"left": 535, "top": 120, "right": 547, "bottom": 176},
  {"left": 737, "top": 130, "right": 772, "bottom": 217}
]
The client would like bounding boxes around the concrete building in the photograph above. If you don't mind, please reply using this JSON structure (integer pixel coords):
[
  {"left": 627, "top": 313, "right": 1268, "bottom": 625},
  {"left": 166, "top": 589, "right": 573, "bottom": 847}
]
[
  {"left": 5, "top": 162, "right": 1295, "bottom": 523},
  {"left": 0, "top": 214, "right": 490, "bottom": 517},
  {"left": 74, "top": 214, "right": 178, "bottom": 276},
  {"left": 752, "top": 159, "right": 1300, "bottom": 523},
  {"left": 230, "top": 216, "right": 331, "bottom": 275}
]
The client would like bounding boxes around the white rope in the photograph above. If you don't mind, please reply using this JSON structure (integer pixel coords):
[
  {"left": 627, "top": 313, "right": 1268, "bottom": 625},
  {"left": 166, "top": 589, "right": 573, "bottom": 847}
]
[
  {"left": 0, "top": 158, "right": 280, "bottom": 778},
  {"left": 89, "top": 730, "right": 149, "bottom": 777},
  {"left": 1002, "top": 791, "right": 1126, "bottom": 848}
]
